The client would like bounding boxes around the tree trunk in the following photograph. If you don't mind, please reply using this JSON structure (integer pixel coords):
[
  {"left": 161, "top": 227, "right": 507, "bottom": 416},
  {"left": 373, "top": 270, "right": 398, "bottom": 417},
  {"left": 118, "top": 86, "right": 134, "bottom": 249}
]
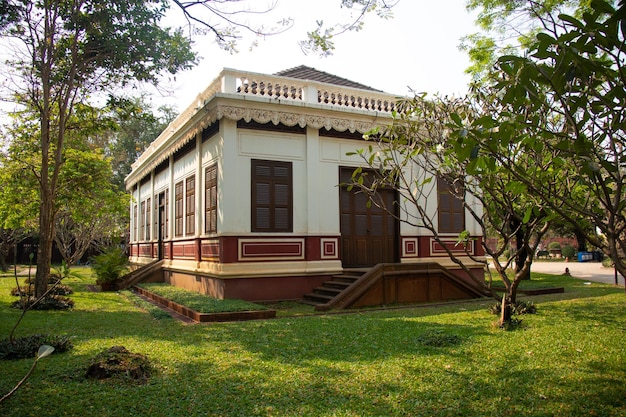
[
  {"left": 513, "top": 220, "right": 530, "bottom": 280},
  {"left": 34, "top": 193, "right": 54, "bottom": 298},
  {"left": 499, "top": 294, "right": 512, "bottom": 326},
  {"left": 574, "top": 229, "right": 587, "bottom": 252}
]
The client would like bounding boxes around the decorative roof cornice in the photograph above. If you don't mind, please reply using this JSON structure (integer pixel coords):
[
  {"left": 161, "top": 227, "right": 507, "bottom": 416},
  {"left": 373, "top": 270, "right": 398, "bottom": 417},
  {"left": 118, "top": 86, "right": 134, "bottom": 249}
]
[{"left": 125, "top": 68, "right": 400, "bottom": 188}]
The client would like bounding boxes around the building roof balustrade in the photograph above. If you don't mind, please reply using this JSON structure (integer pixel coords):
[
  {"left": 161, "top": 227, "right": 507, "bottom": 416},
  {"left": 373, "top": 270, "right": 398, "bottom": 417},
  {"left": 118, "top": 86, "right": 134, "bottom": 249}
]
[{"left": 126, "top": 67, "right": 400, "bottom": 188}]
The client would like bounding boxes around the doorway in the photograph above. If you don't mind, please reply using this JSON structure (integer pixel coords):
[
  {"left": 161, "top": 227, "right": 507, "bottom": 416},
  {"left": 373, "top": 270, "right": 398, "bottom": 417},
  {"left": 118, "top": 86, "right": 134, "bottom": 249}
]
[{"left": 339, "top": 167, "right": 399, "bottom": 268}]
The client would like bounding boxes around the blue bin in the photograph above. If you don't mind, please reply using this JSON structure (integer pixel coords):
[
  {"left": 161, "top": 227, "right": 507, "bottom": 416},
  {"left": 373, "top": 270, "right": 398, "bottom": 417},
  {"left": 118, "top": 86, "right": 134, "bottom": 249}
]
[{"left": 577, "top": 252, "right": 593, "bottom": 262}]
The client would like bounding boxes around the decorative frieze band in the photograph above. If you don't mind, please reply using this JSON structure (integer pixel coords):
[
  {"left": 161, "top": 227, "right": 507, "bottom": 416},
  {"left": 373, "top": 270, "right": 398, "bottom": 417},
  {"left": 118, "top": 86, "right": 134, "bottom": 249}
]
[{"left": 134, "top": 104, "right": 382, "bottom": 181}]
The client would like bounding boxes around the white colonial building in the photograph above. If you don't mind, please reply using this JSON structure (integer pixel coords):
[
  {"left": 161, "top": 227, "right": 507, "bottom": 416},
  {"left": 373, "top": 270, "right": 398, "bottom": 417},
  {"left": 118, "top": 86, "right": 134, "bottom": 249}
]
[{"left": 125, "top": 66, "right": 485, "bottom": 305}]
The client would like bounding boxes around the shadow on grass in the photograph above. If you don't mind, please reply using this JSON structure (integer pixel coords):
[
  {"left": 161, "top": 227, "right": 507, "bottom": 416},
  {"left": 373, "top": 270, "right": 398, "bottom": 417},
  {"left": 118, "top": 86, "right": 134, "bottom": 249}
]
[{"left": 2, "top": 272, "right": 626, "bottom": 417}]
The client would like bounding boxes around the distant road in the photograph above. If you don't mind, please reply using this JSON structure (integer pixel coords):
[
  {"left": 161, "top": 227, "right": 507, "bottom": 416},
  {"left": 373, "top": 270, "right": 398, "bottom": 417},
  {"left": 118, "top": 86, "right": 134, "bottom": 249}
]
[{"left": 529, "top": 261, "right": 624, "bottom": 286}]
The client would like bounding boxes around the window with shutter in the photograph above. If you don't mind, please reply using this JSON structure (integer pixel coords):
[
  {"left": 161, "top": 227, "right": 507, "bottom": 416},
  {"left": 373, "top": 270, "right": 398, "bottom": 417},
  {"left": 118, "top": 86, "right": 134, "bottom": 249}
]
[
  {"left": 437, "top": 178, "right": 465, "bottom": 233},
  {"left": 140, "top": 201, "right": 145, "bottom": 241},
  {"left": 251, "top": 159, "right": 293, "bottom": 232},
  {"left": 205, "top": 165, "right": 218, "bottom": 234},
  {"left": 185, "top": 175, "right": 195, "bottom": 236},
  {"left": 145, "top": 198, "right": 151, "bottom": 240},
  {"left": 132, "top": 204, "right": 138, "bottom": 242},
  {"left": 164, "top": 189, "right": 169, "bottom": 239},
  {"left": 175, "top": 181, "right": 183, "bottom": 237}
]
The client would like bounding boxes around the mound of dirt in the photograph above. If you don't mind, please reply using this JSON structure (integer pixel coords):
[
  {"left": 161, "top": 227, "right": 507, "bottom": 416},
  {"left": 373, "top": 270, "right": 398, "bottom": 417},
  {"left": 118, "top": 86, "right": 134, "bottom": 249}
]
[{"left": 85, "top": 346, "right": 152, "bottom": 383}]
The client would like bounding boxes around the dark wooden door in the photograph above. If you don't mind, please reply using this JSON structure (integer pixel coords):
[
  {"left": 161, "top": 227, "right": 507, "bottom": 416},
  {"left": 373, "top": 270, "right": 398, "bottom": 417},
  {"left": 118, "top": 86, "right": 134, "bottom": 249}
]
[{"left": 339, "top": 168, "right": 399, "bottom": 268}]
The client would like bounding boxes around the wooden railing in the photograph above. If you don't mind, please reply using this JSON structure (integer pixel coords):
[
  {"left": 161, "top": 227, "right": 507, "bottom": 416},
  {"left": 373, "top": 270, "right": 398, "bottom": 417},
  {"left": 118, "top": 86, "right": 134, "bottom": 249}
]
[{"left": 119, "top": 259, "right": 164, "bottom": 290}]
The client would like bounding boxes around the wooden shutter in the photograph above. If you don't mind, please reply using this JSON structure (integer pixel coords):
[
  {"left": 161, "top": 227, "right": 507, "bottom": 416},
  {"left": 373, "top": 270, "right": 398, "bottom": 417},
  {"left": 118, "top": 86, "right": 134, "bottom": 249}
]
[
  {"left": 438, "top": 178, "right": 465, "bottom": 233},
  {"left": 174, "top": 181, "right": 183, "bottom": 237},
  {"left": 251, "top": 160, "right": 292, "bottom": 232},
  {"left": 132, "top": 204, "right": 138, "bottom": 242},
  {"left": 205, "top": 165, "right": 218, "bottom": 234},
  {"left": 185, "top": 175, "right": 195, "bottom": 236}
]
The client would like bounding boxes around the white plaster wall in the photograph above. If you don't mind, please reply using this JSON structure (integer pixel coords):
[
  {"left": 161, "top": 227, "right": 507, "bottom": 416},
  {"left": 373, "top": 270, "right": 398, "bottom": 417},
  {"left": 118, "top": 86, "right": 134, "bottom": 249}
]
[
  {"left": 153, "top": 167, "right": 170, "bottom": 193},
  {"left": 139, "top": 181, "right": 151, "bottom": 199},
  {"left": 173, "top": 146, "right": 197, "bottom": 183},
  {"left": 219, "top": 119, "right": 246, "bottom": 234},
  {"left": 220, "top": 124, "right": 309, "bottom": 234},
  {"left": 201, "top": 135, "right": 220, "bottom": 165},
  {"left": 465, "top": 191, "right": 483, "bottom": 235}
]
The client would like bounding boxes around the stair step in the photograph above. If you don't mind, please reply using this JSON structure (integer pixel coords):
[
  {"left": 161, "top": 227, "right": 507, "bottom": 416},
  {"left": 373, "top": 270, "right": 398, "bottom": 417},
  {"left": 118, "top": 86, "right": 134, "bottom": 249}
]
[
  {"left": 324, "top": 280, "right": 355, "bottom": 289},
  {"left": 331, "top": 274, "right": 362, "bottom": 284},
  {"left": 300, "top": 298, "right": 324, "bottom": 306},
  {"left": 312, "top": 286, "right": 342, "bottom": 296},
  {"left": 300, "top": 269, "right": 368, "bottom": 306},
  {"left": 303, "top": 292, "right": 334, "bottom": 303}
]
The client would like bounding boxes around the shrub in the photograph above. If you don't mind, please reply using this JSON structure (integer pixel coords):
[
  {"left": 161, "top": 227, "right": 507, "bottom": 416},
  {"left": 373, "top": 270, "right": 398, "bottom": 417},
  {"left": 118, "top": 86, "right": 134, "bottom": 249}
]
[
  {"left": 561, "top": 245, "right": 576, "bottom": 259},
  {"left": 514, "top": 300, "right": 537, "bottom": 315},
  {"left": 497, "top": 317, "right": 524, "bottom": 331},
  {"left": 489, "top": 300, "right": 537, "bottom": 316},
  {"left": 11, "top": 284, "right": 73, "bottom": 297},
  {"left": 23, "top": 274, "right": 62, "bottom": 285},
  {"left": 11, "top": 295, "right": 75, "bottom": 310},
  {"left": 0, "top": 334, "right": 73, "bottom": 360},
  {"left": 602, "top": 257, "right": 616, "bottom": 268},
  {"left": 91, "top": 247, "right": 129, "bottom": 290},
  {"left": 10, "top": 285, "right": 33, "bottom": 297},
  {"left": 548, "top": 241, "right": 562, "bottom": 251}
]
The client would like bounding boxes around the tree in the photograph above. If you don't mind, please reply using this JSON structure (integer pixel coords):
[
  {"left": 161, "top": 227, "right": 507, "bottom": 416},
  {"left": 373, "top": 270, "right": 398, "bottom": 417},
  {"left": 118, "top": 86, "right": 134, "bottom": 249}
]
[
  {"left": 54, "top": 147, "right": 128, "bottom": 267},
  {"left": 346, "top": 93, "right": 552, "bottom": 325},
  {"left": 458, "top": 0, "right": 626, "bottom": 284},
  {"left": 0, "top": 0, "right": 196, "bottom": 298},
  {"left": 462, "top": 0, "right": 596, "bottom": 79},
  {"left": 102, "top": 97, "right": 176, "bottom": 191},
  {"left": 165, "top": 0, "right": 398, "bottom": 56},
  {"left": 0, "top": 228, "right": 31, "bottom": 272},
  {"left": 0, "top": 115, "right": 40, "bottom": 271},
  {"left": 2, "top": 102, "right": 128, "bottom": 268},
  {"left": 298, "top": 0, "right": 398, "bottom": 56}
]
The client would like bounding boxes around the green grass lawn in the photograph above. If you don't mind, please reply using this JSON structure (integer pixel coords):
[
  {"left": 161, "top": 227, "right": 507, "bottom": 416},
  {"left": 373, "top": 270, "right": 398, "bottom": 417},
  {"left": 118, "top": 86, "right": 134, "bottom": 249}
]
[
  {"left": 1, "top": 267, "right": 625, "bottom": 416},
  {"left": 136, "top": 283, "right": 270, "bottom": 313}
]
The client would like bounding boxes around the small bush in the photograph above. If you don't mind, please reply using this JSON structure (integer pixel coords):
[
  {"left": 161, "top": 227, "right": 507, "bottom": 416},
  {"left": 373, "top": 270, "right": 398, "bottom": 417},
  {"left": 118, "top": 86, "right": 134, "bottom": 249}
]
[
  {"left": 23, "top": 274, "right": 62, "bottom": 285},
  {"left": 495, "top": 317, "right": 524, "bottom": 331},
  {"left": 11, "top": 284, "right": 73, "bottom": 297},
  {"left": 561, "top": 245, "right": 576, "bottom": 259},
  {"left": 416, "top": 330, "right": 462, "bottom": 347},
  {"left": 91, "top": 247, "right": 129, "bottom": 289},
  {"left": 515, "top": 300, "right": 537, "bottom": 315},
  {"left": 11, "top": 295, "right": 75, "bottom": 310},
  {"left": 0, "top": 334, "right": 73, "bottom": 360},
  {"left": 548, "top": 241, "right": 562, "bottom": 251},
  {"left": 602, "top": 257, "right": 615, "bottom": 268},
  {"left": 10, "top": 285, "right": 33, "bottom": 297},
  {"left": 489, "top": 300, "right": 537, "bottom": 316}
]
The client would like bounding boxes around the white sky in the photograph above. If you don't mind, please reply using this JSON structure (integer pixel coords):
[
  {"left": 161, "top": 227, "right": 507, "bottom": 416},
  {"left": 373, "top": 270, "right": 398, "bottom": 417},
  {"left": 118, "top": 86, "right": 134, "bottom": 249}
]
[{"left": 150, "top": 0, "right": 478, "bottom": 112}]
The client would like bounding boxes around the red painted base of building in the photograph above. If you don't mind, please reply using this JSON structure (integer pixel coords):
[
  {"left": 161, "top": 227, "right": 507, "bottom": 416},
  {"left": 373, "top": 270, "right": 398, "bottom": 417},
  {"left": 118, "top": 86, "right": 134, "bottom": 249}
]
[{"left": 164, "top": 270, "right": 331, "bottom": 302}]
